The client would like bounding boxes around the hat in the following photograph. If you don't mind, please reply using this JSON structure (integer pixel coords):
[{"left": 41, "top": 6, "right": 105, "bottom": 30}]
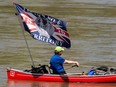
[{"left": 54, "top": 46, "right": 64, "bottom": 52}]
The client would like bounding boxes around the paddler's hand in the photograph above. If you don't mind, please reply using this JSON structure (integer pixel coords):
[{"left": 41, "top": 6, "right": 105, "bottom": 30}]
[
  {"left": 64, "top": 60, "right": 79, "bottom": 67},
  {"left": 74, "top": 62, "right": 79, "bottom": 67}
]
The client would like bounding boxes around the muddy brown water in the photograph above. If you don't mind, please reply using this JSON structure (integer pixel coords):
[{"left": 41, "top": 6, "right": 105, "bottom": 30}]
[{"left": 0, "top": 0, "right": 116, "bottom": 87}]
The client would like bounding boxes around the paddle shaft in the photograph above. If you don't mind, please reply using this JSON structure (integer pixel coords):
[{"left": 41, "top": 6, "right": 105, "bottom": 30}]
[{"left": 65, "top": 65, "right": 77, "bottom": 70}]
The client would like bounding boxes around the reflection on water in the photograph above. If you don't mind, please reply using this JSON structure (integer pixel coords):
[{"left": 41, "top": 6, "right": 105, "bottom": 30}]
[
  {"left": 7, "top": 80, "right": 116, "bottom": 87},
  {"left": 0, "top": 0, "right": 116, "bottom": 87}
]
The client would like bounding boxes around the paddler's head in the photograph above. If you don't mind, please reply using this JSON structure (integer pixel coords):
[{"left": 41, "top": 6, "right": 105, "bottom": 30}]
[{"left": 54, "top": 46, "right": 64, "bottom": 55}]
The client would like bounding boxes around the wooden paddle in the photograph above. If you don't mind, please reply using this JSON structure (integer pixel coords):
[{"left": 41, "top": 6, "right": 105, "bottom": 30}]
[
  {"left": 65, "top": 65, "right": 77, "bottom": 70},
  {"left": 64, "top": 65, "right": 87, "bottom": 75}
]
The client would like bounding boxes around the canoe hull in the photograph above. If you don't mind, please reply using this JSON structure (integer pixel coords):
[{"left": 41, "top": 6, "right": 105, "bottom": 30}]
[{"left": 7, "top": 69, "right": 116, "bottom": 83}]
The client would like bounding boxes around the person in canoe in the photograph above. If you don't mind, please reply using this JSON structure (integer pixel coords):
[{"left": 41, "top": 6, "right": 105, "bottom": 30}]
[{"left": 50, "top": 46, "right": 79, "bottom": 75}]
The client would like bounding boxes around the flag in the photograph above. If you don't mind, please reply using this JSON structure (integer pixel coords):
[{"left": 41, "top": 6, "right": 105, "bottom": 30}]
[{"left": 14, "top": 3, "right": 71, "bottom": 48}]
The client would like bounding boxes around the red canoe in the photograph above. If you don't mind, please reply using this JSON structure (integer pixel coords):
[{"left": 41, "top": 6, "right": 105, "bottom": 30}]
[{"left": 7, "top": 68, "right": 116, "bottom": 83}]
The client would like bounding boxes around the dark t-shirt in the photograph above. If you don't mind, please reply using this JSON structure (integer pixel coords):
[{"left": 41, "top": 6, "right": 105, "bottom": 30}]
[{"left": 50, "top": 54, "right": 65, "bottom": 74}]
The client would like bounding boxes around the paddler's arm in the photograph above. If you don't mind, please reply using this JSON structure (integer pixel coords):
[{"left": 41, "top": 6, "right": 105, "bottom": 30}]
[{"left": 64, "top": 60, "right": 79, "bottom": 67}]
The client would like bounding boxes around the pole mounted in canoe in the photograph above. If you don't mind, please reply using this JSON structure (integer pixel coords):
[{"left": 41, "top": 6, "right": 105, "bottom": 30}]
[{"left": 14, "top": 3, "right": 35, "bottom": 67}]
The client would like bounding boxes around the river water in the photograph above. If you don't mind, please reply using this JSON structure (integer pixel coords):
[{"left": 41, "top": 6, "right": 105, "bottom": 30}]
[{"left": 0, "top": 0, "right": 116, "bottom": 87}]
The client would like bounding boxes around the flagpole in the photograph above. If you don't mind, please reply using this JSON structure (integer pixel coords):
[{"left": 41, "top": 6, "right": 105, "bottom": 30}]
[
  {"left": 14, "top": 3, "right": 35, "bottom": 67},
  {"left": 21, "top": 29, "right": 35, "bottom": 67}
]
